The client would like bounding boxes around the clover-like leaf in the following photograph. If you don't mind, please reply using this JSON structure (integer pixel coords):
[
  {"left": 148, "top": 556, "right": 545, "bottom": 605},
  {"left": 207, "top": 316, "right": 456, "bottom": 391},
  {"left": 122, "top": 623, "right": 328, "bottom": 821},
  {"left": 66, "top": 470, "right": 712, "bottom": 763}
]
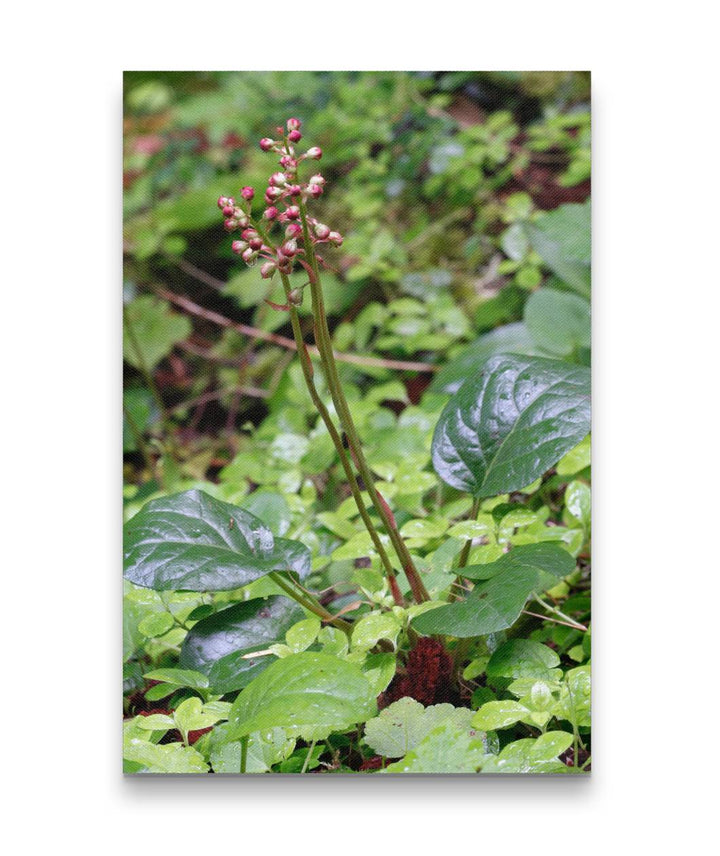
[
  {"left": 431, "top": 354, "right": 590, "bottom": 497},
  {"left": 363, "top": 697, "right": 476, "bottom": 759},
  {"left": 383, "top": 723, "right": 488, "bottom": 774},
  {"left": 123, "top": 489, "right": 311, "bottom": 591}
]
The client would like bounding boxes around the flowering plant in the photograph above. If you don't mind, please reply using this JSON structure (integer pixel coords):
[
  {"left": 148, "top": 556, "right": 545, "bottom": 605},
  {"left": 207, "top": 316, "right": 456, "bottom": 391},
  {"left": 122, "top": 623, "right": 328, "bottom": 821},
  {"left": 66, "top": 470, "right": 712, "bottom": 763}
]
[{"left": 217, "top": 118, "right": 431, "bottom": 607}]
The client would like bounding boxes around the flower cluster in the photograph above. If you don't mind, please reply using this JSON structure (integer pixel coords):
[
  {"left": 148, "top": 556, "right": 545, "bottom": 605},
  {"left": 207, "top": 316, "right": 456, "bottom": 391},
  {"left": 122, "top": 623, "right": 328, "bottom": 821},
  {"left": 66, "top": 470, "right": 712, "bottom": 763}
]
[{"left": 217, "top": 118, "right": 343, "bottom": 280}]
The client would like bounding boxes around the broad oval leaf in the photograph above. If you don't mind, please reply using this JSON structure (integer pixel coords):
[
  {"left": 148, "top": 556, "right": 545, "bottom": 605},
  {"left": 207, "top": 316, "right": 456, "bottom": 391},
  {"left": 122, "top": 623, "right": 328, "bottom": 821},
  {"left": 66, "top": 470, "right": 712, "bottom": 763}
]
[
  {"left": 412, "top": 546, "right": 570, "bottom": 638},
  {"left": 179, "top": 596, "right": 305, "bottom": 694},
  {"left": 227, "top": 652, "right": 377, "bottom": 741},
  {"left": 431, "top": 354, "right": 590, "bottom": 497},
  {"left": 123, "top": 489, "right": 311, "bottom": 591},
  {"left": 460, "top": 543, "right": 576, "bottom": 581}
]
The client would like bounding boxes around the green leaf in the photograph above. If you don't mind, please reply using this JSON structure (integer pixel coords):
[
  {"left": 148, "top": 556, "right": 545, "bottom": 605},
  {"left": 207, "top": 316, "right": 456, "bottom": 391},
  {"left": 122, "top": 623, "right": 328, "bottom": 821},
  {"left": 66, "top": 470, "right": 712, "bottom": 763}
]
[
  {"left": 480, "top": 732, "right": 573, "bottom": 773},
  {"left": 123, "top": 738, "right": 209, "bottom": 774},
  {"left": 173, "top": 697, "right": 225, "bottom": 736},
  {"left": 364, "top": 698, "right": 476, "bottom": 759},
  {"left": 471, "top": 700, "right": 531, "bottom": 730},
  {"left": 123, "top": 296, "right": 192, "bottom": 370},
  {"left": 383, "top": 723, "right": 488, "bottom": 773},
  {"left": 134, "top": 714, "right": 176, "bottom": 731},
  {"left": 142, "top": 667, "right": 209, "bottom": 689},
  {"left": 227, "top": 652, "right": 377, "bottom": 741},
  {"left": 123, "top": 489, "right": 311, "bottom": 591},
  {"left": 524, "top": 288, "right": 591, "bottom": 356},
  {"left": 428, "top": 323, "right": 541, "bottom": 396},
  {"left": 431, "top": 354, "right": 591, "bottom": 497},
  {"left": 209, "top": 726, "right": 295, "bottom": 774},
  {"left": 565, "top": 481, "right": 591, "bottom": 528},
  {"left": 525, "top": 201, "right": 591, "bottom": 296},
  {"left": 179, "top": 596, "right": 305, "bottom": 694},
  {"left": 558, "top": 665, "right": 591, "bottom": 728},
  {"left": 412, "top": 547, "right": 567, "bottom": 638},
  {"left": 137, "top": 612, "right": 175, "bottom": 638},
  {"left": 556, "top": 435, "right": 591, "bottom": 476},
  {"left": 351, "top": 613, "right": 402, "bottom": 652},
  {"left": 285, "top": 617, "right": 322, "bottom": 653},
  {"left": 459, "top": 543, "right": 575, "bottom": 581},
  {"left": 486, "top": 639, "right": 561, "bottom": 681}
]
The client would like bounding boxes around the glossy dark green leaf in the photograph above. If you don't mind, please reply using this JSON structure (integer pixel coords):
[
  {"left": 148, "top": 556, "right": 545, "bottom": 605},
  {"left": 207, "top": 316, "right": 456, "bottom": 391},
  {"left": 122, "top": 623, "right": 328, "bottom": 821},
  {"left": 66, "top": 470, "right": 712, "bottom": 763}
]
[
  {"left": 460, "top": 543, "right": 575, "bottom": 581},
  {"left": 412, "top": 550, "right": 566, "bottom": 638},
  {"left": 179, "top": 596, "right": 305, "bottom": 694},
  {"left": 431, "top": 354, "right": 590, "bottom": 497},
  {"left": 227, "top": 652, "right": 377, "bottom": 741},
  {"left": 428, "top": 323, "right": 542, "bottom": 396},
  {"left": 123, "top": 489, "right": 311, "bottom": 591}
]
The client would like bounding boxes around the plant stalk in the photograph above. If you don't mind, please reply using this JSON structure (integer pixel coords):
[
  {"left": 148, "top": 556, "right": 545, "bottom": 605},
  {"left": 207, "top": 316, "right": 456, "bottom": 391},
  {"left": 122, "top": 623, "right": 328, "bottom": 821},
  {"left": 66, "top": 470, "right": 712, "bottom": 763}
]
[
  {"left": 269, "top": 571, "right": 353, "bottom": 635},
  {"left": 448, "top": 496, "right": 481, "bottom": 603},
  {"left": 296, "top": 199, "right": 429, "bottom": 603}
]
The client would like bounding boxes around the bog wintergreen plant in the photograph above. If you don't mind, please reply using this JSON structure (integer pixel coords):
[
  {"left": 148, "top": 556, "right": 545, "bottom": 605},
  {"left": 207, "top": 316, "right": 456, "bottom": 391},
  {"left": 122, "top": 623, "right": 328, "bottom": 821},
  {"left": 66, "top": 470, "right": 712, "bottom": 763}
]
[{"left": 123, "top": 114, "right": 591, "bottom": 775}]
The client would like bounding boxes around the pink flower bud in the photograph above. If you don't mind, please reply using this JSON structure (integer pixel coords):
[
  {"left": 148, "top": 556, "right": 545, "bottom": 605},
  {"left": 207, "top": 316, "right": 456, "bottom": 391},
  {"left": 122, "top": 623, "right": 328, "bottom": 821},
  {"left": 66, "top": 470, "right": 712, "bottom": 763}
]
[
  {"left": 309, "top": 174, "right": 325, "bottom": 186},
  {"left": 281, "top": 239, "right": 298, "bottom": 257},
  {"left": 222, "top": 204, "right": 235, "bottom": 217},
  {"left": 307, "top": 184, "right": 323, "bottom": 199},
  {"left": 269, "top": 172, "right": 287, "bottom": 187},
  {"left": 306, "top": 146, "right": 322, "bottom": 160},
  {"left": 217, "top": 195, "right": 232, "bottom": 209},
  {"left": 224, "top": 218, "right": 239, "bottom": 231},
  {"left": 280, "top": 155, "right": 298, "bottom": 169},
  {"left": 264, "top": 206, "right": 278, "bottom": 220},
  {"left": 236, "top": 213, "right": 250, "bottom": 228},
  {"left": 287, "top": 118, "right": 302, "bottom": 131},
  {"left": 328, "top": 231, "right": 343, "bottom": 246},
  {"left": 314, "top": 223, "right": 331, "bottom": 240},
  {"left": 231, "top": 240, "right": 248, "bottom": 254},
  {"left": 288, "top": 129, "right": 302, "bottom": 143},
  {"left": 265, "top": 185, "right": 283, "bottom": 199},
  {"left": 241, "top": 228, "right": 258, "bottom": 241},
  {"left": 242, "top": 247, "right": 257, "bottom": 265},
  {"left": 241, "top": 186, "right": 255, "bottom": 201},
  {"left": 286, "top": 184, "right": 302, "bottom": 197},
  {"left": 260, "top": 138, "right": 275, "bottom": 151},
  {"left": 286, "top": 223, "right": 303, "bottom": 239},
  {"left": 260, "top": 261, "right": 277, "bottom": 279},
  {"left": 285, "top": 205, "right": 300, "bottom": 219},
  {"left": 249, "top": 236, "right": 263, "bottom": 250}
]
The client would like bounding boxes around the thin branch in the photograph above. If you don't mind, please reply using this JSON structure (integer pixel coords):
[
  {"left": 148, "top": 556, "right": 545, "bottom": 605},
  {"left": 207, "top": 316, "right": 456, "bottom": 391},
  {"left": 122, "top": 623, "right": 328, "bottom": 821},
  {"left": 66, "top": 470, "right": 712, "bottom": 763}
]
[
  {"left": 155, "top": 287, "right": 439, "bottom": 374},
  {"left": 168, "top": 383, "right": 269, "bottom": 415}
]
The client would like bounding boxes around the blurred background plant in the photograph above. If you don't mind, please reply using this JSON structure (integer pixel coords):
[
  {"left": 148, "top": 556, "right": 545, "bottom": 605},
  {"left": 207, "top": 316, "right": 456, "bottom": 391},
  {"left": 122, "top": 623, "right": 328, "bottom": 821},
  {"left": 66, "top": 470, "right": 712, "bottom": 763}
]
[{"left": 123, "top": 70, "right": 590, "bottom": 500}]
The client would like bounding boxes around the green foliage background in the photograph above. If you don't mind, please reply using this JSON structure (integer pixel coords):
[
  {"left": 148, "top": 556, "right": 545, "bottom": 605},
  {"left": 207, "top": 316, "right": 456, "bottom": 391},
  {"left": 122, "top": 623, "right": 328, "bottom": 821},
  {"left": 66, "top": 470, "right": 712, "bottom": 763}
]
[{"left": 123, "top": 71, "right": 591, "bottom": 774}]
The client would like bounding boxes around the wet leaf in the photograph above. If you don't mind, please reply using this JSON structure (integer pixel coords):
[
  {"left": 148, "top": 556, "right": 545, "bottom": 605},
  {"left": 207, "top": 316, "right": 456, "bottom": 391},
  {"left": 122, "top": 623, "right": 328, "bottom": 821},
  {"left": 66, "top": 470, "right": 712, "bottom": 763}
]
[
  {"left": 431, "top": 354, "right": 590, "bottom": 497},
  {"left": 479, "top": 732, "right": 573, "bottom": 773},
  {"left": 179, "top": 597, "right": 304, "bottom": 694},
  {"left": 412, "top": 548, "right": 566, "bottom": 638},
  {"left": 227, "top": 653, "right": 377, "bottom": 741},
  {"left": 364, "top": 698, "right": 476, "bottom": 759},
  {"left": 123, "top": 489, "right": 311, "bottom": 591}
]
